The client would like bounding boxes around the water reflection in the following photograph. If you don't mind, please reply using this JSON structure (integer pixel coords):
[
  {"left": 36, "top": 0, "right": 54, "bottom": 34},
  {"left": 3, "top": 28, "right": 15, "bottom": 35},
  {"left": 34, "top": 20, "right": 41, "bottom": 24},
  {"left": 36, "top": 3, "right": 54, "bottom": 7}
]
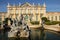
[
  {"left": 0, "top": 29, "right": 60, "bottom": 40},
  {"left": 0, "top": 29, "right": 8, "bottom": 40},
  {"left": 0, "top": 30, "right": 3, "bottom": 40},
  {"left": 40, "top": 29, "right": 46, "bottom": 40},
  {"left": 30, "top": 29, "right": 46, "bottom": 40},
  {"left": 30, "top": 29, "right": 40, "bottom": 40}
]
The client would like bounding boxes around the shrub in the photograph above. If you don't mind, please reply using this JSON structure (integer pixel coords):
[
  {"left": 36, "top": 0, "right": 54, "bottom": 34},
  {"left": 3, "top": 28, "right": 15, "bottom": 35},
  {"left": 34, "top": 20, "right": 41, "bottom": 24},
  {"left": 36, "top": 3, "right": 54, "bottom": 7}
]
[
  {"left": 41, "top": 17, "right": 50, "bottom": 22},
  {"left": 45, "top": 22, "right": 56, "bottom": 25},
  {"left": 45, "top": 21, "right": 60, "bottom": 25},
  {"left": 30, "top": 21, "right": 39, "bottom": 25}
]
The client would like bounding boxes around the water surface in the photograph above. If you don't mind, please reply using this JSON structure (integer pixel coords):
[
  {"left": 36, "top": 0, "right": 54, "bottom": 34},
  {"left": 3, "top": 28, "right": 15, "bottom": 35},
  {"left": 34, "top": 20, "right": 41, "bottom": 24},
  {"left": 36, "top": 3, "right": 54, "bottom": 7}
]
[{"left": 0, "top": 29, "right": 60, "bottom": 40}]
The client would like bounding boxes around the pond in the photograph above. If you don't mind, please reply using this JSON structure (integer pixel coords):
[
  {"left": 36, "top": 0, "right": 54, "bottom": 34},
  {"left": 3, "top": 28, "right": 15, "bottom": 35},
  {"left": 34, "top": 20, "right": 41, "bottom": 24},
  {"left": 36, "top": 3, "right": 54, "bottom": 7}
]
[{"left": 0, "top": 29, "right": 60, "bottom": 40}]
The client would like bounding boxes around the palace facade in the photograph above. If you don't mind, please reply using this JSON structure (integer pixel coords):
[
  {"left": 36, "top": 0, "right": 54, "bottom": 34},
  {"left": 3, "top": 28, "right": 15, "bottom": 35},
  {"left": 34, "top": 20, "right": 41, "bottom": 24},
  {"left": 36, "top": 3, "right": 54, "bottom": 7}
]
[{"left": 0, "top": 2, "right": 60, "bottom": 25}]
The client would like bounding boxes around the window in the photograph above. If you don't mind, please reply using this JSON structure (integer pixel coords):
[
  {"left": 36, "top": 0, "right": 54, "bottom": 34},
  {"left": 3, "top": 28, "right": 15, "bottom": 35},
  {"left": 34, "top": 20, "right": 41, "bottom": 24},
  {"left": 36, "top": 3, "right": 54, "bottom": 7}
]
[
  {"left": 40, "top": 13, "right": 43, "bottom": 18},
  {"left": 55, "top": 16, "right": 57, "bottom": 21},
  {"left": 36, "top": 9, "right": 38, "bottom": 13},
  {"left": 51, "top": 16, "right": 53, "bottom": 21},
  {"left": 30, "top": 9, "right": 33, "bottom": 14},
  {"left": 11, "top": 10, "right": 13, "bottom": 14},
  {"left": 16, "top": 10, "right": 18, "bottom": 14},
  {"left": 0, "top": 17, "right": 2, "bottom": 22},
  {"left": 59, "top": 16, "right": 60, "bottom": 21},
  {"left": 29, "top": 9, "right": 33, "bottom": 13},
  {"left": 48, "top": 17, "right": 49, "bottom": 20},
  {"left": 26, "top": 8, "right": 28, "bottom": 14},
  {"left": 36, "top": 15, "right": 38, "bottom": 21}
]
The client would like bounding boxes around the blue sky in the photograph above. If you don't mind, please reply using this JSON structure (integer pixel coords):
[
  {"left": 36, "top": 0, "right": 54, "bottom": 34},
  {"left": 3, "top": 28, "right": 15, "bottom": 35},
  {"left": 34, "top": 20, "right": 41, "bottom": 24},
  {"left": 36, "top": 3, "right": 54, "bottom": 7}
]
[{"left": 0, "top": 0, "right": 60, "bottom": 12}]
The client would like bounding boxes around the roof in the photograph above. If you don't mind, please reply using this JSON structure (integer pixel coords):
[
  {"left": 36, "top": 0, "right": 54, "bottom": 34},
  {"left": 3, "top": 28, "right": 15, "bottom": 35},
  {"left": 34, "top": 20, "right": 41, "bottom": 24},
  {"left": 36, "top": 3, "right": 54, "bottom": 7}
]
[
  {"left": 8, "top": 2, "right": 44, "bottom": 8},
  {"left": 46, "top": 12, "right": 60, "bottom": 15},
  {"left": 47, "top": 12, "right": 60, "bottom": 13},
  {"left": 0, "top": 12, "right": 7, "bottom": 14}
]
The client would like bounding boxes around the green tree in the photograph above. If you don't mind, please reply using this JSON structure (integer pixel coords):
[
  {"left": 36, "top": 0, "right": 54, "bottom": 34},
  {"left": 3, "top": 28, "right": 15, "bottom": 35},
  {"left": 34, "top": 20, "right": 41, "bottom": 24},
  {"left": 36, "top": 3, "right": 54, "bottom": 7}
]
[{"left": 41, "top": 17, "right": 50, "bottom": 22}]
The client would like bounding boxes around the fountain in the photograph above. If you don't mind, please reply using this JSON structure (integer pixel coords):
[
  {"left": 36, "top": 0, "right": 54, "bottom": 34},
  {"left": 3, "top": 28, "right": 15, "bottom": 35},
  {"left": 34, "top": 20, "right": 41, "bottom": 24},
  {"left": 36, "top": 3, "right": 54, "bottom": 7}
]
[{"left": 7, "top": 14, "right": 30, "bottom": 38}]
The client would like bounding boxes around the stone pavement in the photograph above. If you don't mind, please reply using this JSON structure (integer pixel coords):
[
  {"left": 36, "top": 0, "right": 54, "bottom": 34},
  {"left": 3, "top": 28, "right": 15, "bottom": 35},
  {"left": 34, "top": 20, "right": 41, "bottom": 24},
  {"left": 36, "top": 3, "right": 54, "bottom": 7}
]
[{"left": 44, "top": 25, "right": 60, "bottom": 32}]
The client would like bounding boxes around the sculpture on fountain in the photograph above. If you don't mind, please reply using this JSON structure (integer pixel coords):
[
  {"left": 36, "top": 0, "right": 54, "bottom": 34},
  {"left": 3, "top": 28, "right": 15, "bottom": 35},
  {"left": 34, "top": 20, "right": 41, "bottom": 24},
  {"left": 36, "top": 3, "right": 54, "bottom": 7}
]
[{"left": 8, "top": 14, "right": 30, "bottom": 37}]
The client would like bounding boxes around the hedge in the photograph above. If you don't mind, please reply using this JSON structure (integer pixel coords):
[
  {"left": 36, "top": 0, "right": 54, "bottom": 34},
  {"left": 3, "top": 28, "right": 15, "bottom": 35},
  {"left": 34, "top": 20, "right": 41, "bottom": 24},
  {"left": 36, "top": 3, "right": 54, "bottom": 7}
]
[
  {"left": 30, "top": 21, "right": 39, "bottom": 25},
  {"left": 45, "top": 21, "right": 60, "bottom": 25}
]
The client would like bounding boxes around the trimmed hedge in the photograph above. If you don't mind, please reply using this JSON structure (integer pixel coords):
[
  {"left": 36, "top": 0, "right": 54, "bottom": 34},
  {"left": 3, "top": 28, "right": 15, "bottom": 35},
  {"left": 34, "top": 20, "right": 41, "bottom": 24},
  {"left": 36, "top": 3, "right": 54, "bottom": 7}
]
[
  {"left": 41, "top": 17, "right": 60, "bottom": 25},
  {"left": 30, "top": 21, "right": 39, "bottom": 25},
  {"left": 45, "top": 21, "right": 60, "bottom": 25}
]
